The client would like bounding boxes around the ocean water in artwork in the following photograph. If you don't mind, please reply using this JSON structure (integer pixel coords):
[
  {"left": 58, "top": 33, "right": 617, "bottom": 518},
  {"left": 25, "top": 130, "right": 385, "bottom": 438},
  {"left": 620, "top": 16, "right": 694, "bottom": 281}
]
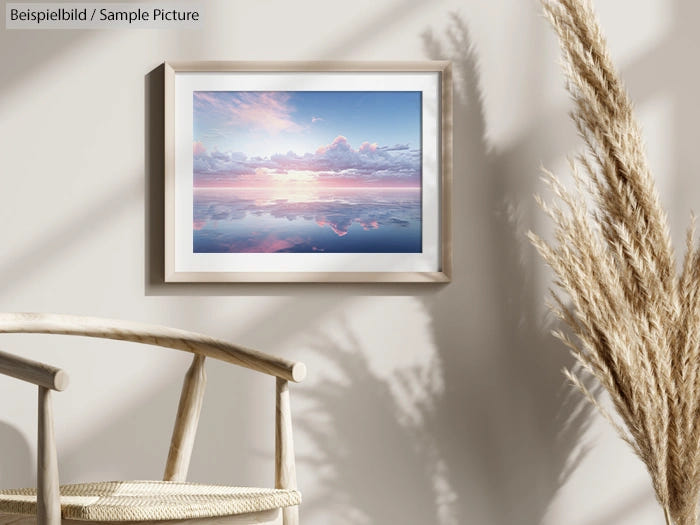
[
  {"left": 192, "top": 90, "right": 423, "bottom": 253},
  {"left": 194, "top": 187, "right": 421, "bottom": 253}
]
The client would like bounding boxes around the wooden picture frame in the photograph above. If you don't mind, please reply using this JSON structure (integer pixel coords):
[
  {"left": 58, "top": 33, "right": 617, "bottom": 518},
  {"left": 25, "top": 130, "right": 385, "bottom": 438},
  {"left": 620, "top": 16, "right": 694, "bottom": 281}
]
[{"left": 164, "top": 61, "right": 452, "bottom": 283}]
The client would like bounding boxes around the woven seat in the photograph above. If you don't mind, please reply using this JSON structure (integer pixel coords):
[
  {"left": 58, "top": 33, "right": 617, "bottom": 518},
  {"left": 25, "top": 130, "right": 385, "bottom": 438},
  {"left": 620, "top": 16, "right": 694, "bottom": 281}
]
[{"left": 0, "top": 481, "right": 301, "bottom": 522}]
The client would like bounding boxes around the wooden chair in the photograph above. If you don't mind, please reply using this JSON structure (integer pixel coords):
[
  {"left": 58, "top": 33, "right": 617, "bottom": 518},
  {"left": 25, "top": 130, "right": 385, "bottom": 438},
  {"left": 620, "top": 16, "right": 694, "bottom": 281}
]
[{"left": 0, "top": 313, "right": 306, "bottom": 525}]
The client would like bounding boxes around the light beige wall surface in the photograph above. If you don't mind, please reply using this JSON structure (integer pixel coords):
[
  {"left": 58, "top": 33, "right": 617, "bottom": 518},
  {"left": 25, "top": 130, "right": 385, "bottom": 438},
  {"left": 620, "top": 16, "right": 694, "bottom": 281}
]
[{"left": 0, "top": 0, "right": 696, "bottom": 523}]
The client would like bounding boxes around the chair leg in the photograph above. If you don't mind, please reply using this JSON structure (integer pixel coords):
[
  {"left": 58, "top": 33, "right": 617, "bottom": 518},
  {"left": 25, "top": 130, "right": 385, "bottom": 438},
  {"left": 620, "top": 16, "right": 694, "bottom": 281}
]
[
  {"left": 282, "top": 506, "right": 298, "bottom": 525},
  {"left": 276, "top": 379, "right": 298, "bottom": 525},
  {"left": 37, "top": 386, "right": 61, "bottom": 525}
]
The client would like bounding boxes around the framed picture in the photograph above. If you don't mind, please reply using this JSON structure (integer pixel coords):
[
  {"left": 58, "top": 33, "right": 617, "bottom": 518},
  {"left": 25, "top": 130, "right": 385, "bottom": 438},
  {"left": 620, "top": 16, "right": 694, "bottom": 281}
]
[{"left": 164, "top": 61, "right": 452, "bottom": 283}]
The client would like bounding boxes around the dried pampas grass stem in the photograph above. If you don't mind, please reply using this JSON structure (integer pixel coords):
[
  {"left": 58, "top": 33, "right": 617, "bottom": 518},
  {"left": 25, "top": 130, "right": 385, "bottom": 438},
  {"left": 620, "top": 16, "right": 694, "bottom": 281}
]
[{"left": 531, "top": 1, "right": 700, "bottom": 523}]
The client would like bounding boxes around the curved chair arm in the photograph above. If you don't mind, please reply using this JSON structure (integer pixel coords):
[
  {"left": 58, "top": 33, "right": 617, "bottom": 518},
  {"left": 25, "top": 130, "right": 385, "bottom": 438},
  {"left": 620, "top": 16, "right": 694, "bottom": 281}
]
[
  {"left": 0, "top": 349, "right": 69, "bottom": 391},
  {"left": 0, "top": 313, "right": 306, "bottom": 383}
]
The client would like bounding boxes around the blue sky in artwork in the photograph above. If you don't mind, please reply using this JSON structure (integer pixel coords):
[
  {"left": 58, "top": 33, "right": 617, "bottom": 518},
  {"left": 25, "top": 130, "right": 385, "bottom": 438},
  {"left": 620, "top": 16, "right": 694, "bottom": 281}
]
[{"left": 194, "top": 91, "right": 421, "bottom": 159}]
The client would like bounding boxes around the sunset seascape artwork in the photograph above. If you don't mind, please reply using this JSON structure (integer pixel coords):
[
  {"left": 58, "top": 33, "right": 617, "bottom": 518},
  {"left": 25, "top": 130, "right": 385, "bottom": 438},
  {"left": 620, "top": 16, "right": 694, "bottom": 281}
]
[{"left": 192, "top": 90, "right": 422, "bottom": 253}]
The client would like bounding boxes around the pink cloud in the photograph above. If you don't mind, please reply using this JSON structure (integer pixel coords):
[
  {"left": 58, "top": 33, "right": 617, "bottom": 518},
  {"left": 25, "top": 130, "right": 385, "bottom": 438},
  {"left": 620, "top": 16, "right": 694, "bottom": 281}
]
[
  {"left": 194, "top": 135, "right": 421, "bottom": 188},
  {"left": 316, "top": 219, "right": 349, "bottom": 237},
  {"left": 194, "top": 91, "right": 303, "bottom": 135},
  {"left": 193, "top": 92, "right": 222, "bottom": 108},
  {"left": 316, "top": 135, "right": 350, "bottom": 155},
  {"left": 315, "top": 216, "right": 382, "bottom": 237},
  {"left": 193, "top": 141, "right": 206, "bottom": 156},
  {"left": 311, "top": 116, "right": 323, "bottom": 123},
  {"left": 233, "top": 235, "right": 302, "bottom": 253}
]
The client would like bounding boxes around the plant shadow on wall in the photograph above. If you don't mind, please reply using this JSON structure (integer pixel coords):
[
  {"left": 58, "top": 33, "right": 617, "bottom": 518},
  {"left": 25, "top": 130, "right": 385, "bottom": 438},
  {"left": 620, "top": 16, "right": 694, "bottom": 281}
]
[
  {"left": 416, "top": 6, "right": 700, "bottom": 525},
  {"left": 296, "top": 324, "right": 448, "bottom": 524},
  {"left": 295, "top": 16, "right": 593, "bottom": 525},
  {"left": 422, "top": 15, "right": 594, "bottom": 524},
  {"left": 419, "top": 17, "right": 576, "bottom": 524}
]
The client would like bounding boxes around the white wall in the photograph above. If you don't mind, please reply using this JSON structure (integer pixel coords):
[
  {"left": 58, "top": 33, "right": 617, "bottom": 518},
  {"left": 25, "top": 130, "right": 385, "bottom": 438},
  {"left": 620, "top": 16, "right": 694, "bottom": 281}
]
[{"left": 0, "top": 0, "right": 697, "bottom": 523}]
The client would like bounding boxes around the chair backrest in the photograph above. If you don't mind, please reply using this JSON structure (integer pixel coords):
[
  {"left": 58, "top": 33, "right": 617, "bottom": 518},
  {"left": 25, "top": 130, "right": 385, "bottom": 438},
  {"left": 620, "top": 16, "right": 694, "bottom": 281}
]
[{"left": 0, "top": 312, "right": 306, "bottom": 381}]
